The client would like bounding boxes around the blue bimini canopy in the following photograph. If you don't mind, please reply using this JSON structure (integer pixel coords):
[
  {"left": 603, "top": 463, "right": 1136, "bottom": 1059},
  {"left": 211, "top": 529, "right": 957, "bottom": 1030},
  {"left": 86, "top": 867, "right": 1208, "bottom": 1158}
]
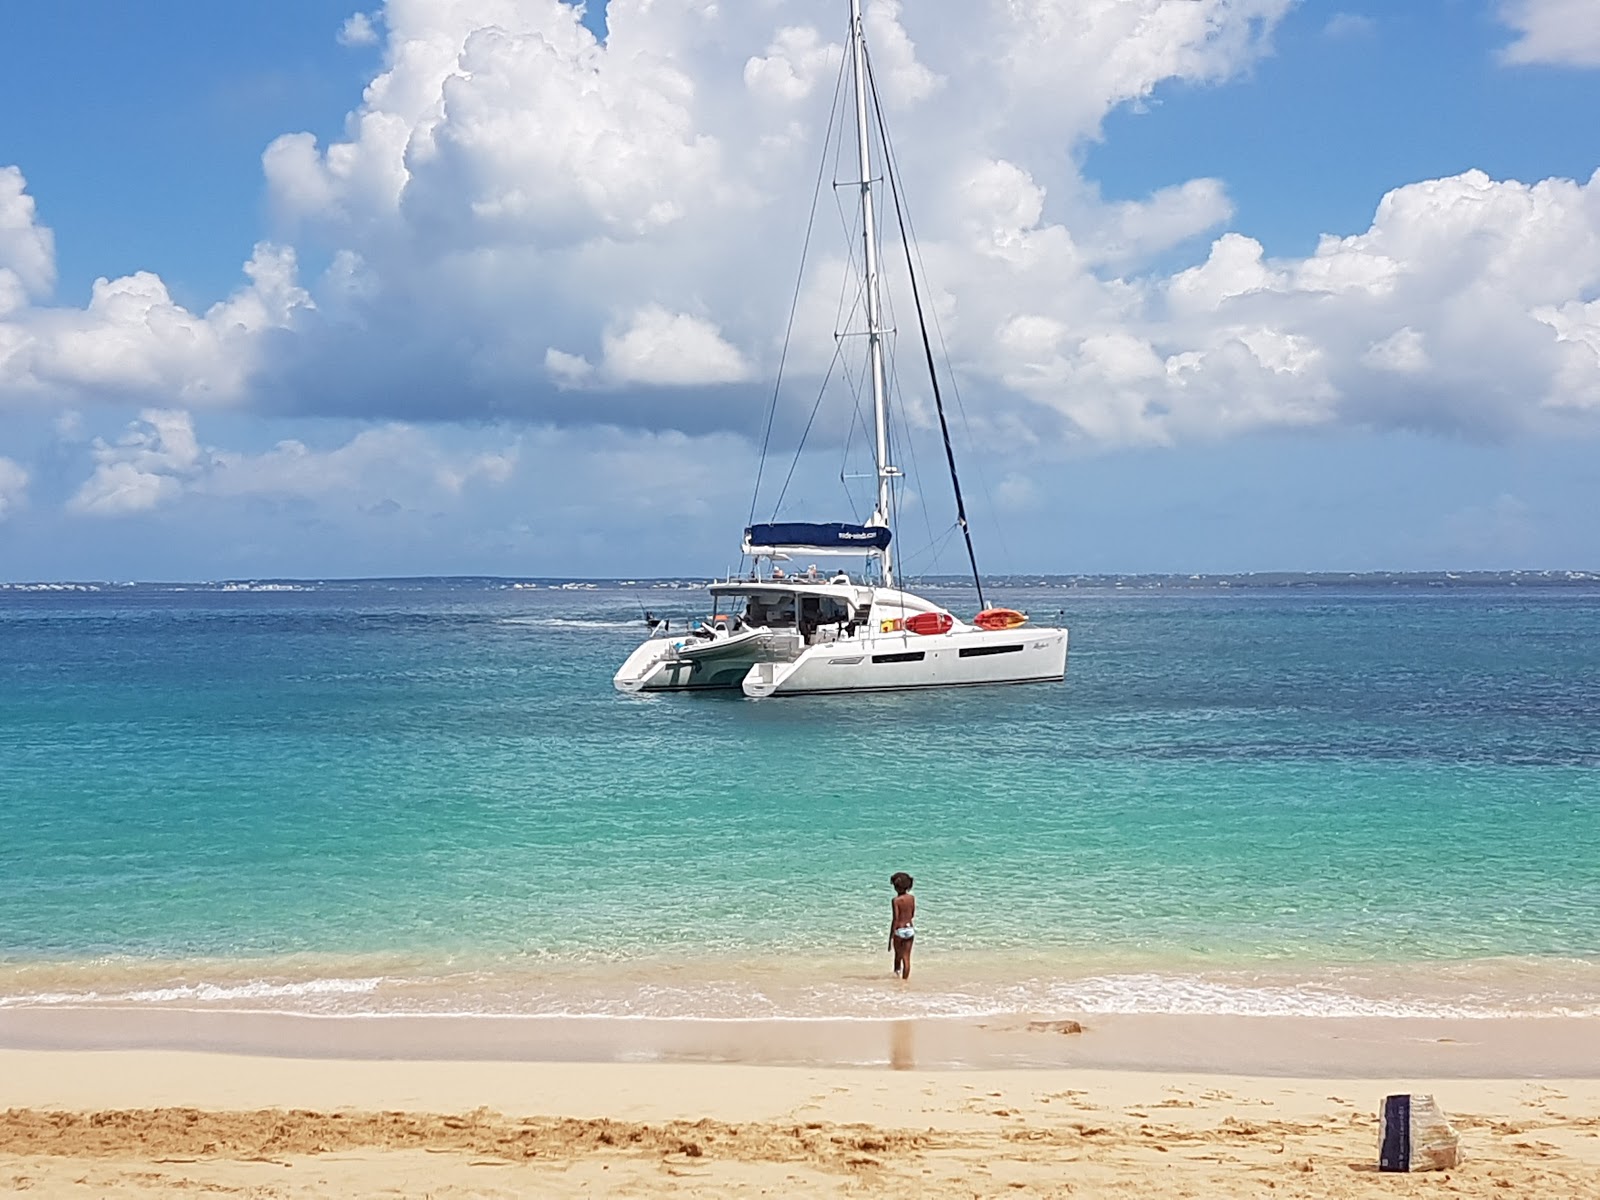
[{"left": 743, "top": 522, "right": 892, "bottom": 555}]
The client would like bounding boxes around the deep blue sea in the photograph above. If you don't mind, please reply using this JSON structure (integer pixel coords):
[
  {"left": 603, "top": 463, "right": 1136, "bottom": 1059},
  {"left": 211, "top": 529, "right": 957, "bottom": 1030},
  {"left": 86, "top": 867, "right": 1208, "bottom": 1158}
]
[{"left": 2, "top": 575, "right": 1597, "bottom": 1021}]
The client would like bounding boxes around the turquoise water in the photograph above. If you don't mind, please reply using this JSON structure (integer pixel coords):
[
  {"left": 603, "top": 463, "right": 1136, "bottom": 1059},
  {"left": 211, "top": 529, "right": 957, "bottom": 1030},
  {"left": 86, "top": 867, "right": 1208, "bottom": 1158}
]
[{"left": 2, "top": 578, "right": 1597, "bottom": 1019}]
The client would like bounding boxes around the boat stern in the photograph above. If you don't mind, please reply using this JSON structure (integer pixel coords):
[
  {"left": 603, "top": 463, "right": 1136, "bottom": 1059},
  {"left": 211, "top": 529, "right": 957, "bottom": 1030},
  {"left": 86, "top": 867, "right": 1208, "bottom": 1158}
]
[{"left": 612, "top": 637, "right": 680, "bottom": 693}]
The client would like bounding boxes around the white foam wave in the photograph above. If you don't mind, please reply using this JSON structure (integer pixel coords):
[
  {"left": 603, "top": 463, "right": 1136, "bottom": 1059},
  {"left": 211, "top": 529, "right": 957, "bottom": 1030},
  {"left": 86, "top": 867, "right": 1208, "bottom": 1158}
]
[
  {"left": 0, "top": 976, "right": 383, "bottom": 1009},
  {"left": 5, "top": 970, "right": 1595, "bottom": 1022},
  {"left": 503, "top": 618, "right": 646, "bottom": 630},
  {"left": 1045, "top": 974, "right": 1599, "bottom": 1020}
]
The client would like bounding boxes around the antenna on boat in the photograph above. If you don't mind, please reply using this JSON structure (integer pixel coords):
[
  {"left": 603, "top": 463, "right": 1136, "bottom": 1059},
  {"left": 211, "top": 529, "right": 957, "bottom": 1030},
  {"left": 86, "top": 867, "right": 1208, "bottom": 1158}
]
[{"left": 849, "top": 0, "right": 896, "bottom": 588}]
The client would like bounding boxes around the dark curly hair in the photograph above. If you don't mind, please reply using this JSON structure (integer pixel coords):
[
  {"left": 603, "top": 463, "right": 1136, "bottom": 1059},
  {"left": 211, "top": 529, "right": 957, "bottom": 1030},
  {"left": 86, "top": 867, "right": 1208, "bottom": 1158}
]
[{"left": 890, "top": 872, "right": 913, "bottom": 894}]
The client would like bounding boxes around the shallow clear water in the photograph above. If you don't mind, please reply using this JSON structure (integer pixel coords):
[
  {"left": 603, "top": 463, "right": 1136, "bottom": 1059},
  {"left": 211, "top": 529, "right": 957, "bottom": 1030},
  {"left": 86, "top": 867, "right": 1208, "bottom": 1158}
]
[{"left": 2, "top": 578, "right": 1597, "bottom": 1019}]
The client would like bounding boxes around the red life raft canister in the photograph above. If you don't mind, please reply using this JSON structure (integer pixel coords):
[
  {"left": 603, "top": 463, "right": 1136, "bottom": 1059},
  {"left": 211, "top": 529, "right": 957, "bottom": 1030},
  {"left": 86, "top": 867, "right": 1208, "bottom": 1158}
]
[{"left": 904, "top": 611, "right": 954, "bottom": 636}]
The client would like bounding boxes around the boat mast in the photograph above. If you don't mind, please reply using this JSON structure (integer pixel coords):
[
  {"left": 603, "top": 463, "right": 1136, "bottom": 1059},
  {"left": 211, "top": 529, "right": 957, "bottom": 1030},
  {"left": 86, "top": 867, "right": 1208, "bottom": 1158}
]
[{"left": 849, "top": 0, "right": 895, "bottom": 587}]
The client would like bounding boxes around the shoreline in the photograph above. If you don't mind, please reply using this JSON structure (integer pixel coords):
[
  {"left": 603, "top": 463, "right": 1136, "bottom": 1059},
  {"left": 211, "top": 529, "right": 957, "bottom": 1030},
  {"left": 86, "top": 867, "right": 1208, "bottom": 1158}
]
[
  {"left": 6, "top": 950, "right": 1598, "bottom": 1022},
  {"left": 4, "top": 1006, "right": 1599, "bottom": 1077}
]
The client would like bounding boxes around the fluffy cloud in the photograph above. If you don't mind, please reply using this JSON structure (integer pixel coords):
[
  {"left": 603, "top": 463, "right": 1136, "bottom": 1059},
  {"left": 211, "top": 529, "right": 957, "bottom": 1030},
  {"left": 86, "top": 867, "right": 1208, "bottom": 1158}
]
[
  {"left": 548, "top": 306, "right": 751, "bottom": 388},
  {"left": 1499, "top": 0, "right": 1600, "bottom": 67},
  {"left": 338, "top": 12, "right": 380, "bottom": 48},
  {"left": 1, "top": 228, "right": 311, "bottom": 406},
  {"left": 0, "top": 166, "right": 55, "bottom": 317},
  {"left": 987, "top": 0, "right": 1288, "bottom": 143},
  {"left": 1, "top": 0, "right": 1598, "bottom": 460},
  {"left": 956, "top": 164, "right": 1600, "bottom": 444},
  {"left": 1536, "top": 297, "right": 1600, "bottom": 412},
  {"left": 69, "top": 408, "right": 206, "bottom": 515},
  {"left": 1153, "top": 168, "right": 1600, "bottom": 437},
  {"left": 34, "top": 405, "right": 770, "bottom": 579},
  {"left": 744, "top": 25, "right": 841, "bottom": 104},
  {"left": 67, "top": 408, "right": 519, "bottom": 517},
  {"left": 0, "top": 456, "right": 28, "bottom": 519},
  {"left": 239, "top": 0, "right": 1293, "bottom": 436}
]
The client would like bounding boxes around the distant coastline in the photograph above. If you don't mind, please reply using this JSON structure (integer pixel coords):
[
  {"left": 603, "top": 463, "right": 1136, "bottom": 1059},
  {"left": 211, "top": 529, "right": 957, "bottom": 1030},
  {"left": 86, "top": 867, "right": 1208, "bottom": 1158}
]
[{"left": 3, "top": 568, "right": 1598, "bottom": 591}]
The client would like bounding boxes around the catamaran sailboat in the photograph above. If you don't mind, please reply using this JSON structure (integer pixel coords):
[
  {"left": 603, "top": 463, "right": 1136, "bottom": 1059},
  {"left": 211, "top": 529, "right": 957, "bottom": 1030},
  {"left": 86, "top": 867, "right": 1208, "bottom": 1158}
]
[{"left": 614, "top": 0, "right": 1068, "bottom": 698}]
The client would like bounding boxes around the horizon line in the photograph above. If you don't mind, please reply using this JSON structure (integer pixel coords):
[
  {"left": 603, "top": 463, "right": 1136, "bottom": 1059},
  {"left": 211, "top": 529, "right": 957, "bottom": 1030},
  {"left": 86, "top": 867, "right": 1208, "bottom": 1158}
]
[{"left": 3, "top": 568, "right": 1598, "bottom": 589}]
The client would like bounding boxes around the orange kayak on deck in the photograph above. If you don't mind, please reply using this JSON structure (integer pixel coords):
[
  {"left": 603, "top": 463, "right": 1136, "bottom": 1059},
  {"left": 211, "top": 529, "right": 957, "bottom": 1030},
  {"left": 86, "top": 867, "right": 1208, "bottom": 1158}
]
[
  {"left": 974, "top": 608, "right": 1028, "bottom": 631},
  {"left": 904, "top": 611, "right": 954, "bottom": 636}
]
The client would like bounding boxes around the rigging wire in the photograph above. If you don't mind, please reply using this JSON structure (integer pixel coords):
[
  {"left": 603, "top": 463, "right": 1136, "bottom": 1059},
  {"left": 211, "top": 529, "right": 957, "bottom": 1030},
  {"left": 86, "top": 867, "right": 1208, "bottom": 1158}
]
[
  {"left": 774, "top": 162, "right": 865, "bottom": 516},
  {"left": 772, "top": 341, "right": 845, "bottom": 516},
  {"left": 776, "top": 87, "right": 876, "bottom": 522},
  {"left": 896, "top": 522, "right": 962, "bottom": 580},
  {"left": 865, "top": 47, "right": 987, "bottom": 611},
  {"left": 747, "top": 49, "right": 850, "bottom": 530},
  {"left": 863, "top": 88, "right": 1014, "bottom": 577}
]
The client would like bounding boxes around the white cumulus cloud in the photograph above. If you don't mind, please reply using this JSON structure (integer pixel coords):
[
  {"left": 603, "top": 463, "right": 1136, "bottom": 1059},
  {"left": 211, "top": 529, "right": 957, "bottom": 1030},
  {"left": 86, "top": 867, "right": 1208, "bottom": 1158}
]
[
  {"left": 1499, "top": 0, "right": 1600, "bottom": 66},
  {"left": 0, "top": 165, "right": 56, "bottom": 319},
  {"left": 69, "top": 408, "right": 205, "bottom": 515},
  {"left": 0, "top": 0, "right": 1597, "bottom": 461},
  {"left": 67, "top": 409, "right": 520, "bottom": 518},
  {"left": 598, "top": 306, "right": 751, "bottom": 387},
  {"left": 338, "top": 12, "right": 380, "bottom": 48},
  {"left": 545, "top": 307, "right": 751, "bottom": 389},
  {"left": 744, "top": 26, "right": 841, "bottom": 104},
  {"left": 1, "top": 230, "right": 311, "bottom": 407}
]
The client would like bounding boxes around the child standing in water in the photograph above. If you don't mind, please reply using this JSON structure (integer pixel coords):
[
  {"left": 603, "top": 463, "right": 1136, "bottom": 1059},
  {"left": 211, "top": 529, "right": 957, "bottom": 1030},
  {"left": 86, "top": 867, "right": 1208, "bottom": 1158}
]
[{"left": 889, "top": 872, "right": 916, "bottom": 980}]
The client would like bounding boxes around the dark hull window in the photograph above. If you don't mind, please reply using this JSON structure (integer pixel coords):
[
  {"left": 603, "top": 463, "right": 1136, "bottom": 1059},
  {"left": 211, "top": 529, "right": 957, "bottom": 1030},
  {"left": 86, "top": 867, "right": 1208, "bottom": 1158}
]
[
  {"left": 958, "top": 644, "right": 1024, "bottom": 658},
  {"left": 872, "top": 651, "right": 926, "bottom": 664}
]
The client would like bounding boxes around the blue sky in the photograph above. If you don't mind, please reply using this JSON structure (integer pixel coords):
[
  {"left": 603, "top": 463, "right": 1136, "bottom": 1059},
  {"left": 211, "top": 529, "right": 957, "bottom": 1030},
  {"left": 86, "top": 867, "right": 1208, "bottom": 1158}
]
[
  {"left": 1088, "top": 2, "right": 1600, "bottom": 257},
  {"left": 1, "top": 0, "right": 1597, "bottom": 580}
]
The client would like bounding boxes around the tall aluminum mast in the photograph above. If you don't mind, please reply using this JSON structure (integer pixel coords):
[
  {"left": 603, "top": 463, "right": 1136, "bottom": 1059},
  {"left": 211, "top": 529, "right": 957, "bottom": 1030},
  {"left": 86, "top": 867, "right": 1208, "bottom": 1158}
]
[{"left": 849, "top": 0, "right": 895, "bottom": 587}]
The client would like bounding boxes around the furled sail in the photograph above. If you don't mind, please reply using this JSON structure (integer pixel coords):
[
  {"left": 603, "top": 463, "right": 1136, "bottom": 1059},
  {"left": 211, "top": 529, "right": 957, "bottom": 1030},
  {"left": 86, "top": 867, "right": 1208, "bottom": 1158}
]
[{"left": 743, "top": 522, "right": 892, "bottom": 554}]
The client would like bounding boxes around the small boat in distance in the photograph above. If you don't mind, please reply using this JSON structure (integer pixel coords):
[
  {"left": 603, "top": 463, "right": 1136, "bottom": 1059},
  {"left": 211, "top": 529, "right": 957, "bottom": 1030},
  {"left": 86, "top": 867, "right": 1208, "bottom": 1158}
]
[{"left": 613, "top": 0, "right": 1068, "bottom": 698}]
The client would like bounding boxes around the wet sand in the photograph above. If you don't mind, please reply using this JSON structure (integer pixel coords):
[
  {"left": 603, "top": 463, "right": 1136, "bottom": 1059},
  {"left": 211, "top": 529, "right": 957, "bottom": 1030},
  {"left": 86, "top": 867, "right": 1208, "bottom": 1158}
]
[{"left": 4, "top": 1005, "right": 1600, "bottom": 1075}]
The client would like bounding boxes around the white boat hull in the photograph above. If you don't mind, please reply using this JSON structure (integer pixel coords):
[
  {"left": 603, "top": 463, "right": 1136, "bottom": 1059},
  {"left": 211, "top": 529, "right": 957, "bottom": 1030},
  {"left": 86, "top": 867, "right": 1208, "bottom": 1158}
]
[
  {"left": 616, "top": 624, "right": 1066, "bottom": 697},
  {"left": 613, "top": 629, "right": 803, "bottom": 693},
  {"left": 742, "top": 626, "right": 1067, "bottom": 697}
]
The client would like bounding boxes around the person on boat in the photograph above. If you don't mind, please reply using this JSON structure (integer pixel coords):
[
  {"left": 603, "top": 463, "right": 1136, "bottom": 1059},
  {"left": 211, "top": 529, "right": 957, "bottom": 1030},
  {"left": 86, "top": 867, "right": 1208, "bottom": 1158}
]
[
  {"left": 772, "top": 565, "right": 786, "bottom": 579},
  {"left": 888, "top": 872, "right": 915, "bottom": 980},
  {"left": 798, "top": 596, "right": 822, "bottom": 643}
]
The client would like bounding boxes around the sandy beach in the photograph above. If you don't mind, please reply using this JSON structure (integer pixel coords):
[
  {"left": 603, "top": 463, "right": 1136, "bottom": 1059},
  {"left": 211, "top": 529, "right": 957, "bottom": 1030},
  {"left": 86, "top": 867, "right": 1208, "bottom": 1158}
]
[{"left": 5, "top": 1014, "right": 1600, "bottom": 1198}]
